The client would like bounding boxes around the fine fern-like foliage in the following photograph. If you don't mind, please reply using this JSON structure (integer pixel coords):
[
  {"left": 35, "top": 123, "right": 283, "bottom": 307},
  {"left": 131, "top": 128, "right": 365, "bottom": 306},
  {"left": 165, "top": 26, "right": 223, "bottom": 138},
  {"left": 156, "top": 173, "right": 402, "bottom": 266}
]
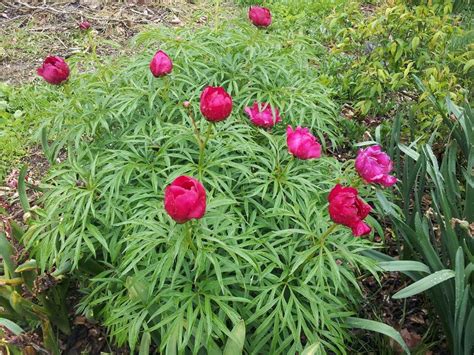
[{"left": 24, "top": 20, "right": 378, "bottom": 353}]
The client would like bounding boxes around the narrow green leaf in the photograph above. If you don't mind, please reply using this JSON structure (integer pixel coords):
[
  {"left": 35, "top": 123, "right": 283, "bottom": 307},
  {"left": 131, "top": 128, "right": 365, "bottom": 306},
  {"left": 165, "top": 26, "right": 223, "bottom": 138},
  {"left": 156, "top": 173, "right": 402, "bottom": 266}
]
[
  {"left": 0, "top": 232, "right": 16, "bottom": 277},
  {"left": 398, "top": 143, "right": 419, "bottom": 161},
  {"left": 139, "top": 331, "right": 151, "bottom": 355},
  {"left": 393, "top": 270, "right": 455, "bottom": 299},
  {"left": 41, "top": 126, "right": 52, "bottom": 163},
  {"left": 463, "top": 59, "right": 474, "bottom": 73},
  {"left": 15, "top": 259, "right": 38, "bottom": 273},
  {"left": 464, "top": 308, "right": 474, "bottom": 355},
  {"left": 454, "top": 247, "right": 465, "bottom": 323},
  {"left": 0, "top": 317, "right": 24, "bottom": 335},
  {"left": 301, "top": 342, "right": 322, "bottom": 355},
  {"left": 18, "top": 165, "right": 30, "bottom": 212},
  {"left": 346, "top": 317, "right": 409, "bottom": 354},
  {"left": 378, "top": 261, "right": 430, "bottom": 274}
]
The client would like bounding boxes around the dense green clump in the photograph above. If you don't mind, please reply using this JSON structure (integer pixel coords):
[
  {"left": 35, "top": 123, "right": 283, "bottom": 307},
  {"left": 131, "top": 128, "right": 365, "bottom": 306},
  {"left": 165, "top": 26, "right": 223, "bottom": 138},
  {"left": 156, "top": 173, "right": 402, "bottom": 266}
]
[{"left": 24, "top": 22, "right": 378, "bottom": 353}]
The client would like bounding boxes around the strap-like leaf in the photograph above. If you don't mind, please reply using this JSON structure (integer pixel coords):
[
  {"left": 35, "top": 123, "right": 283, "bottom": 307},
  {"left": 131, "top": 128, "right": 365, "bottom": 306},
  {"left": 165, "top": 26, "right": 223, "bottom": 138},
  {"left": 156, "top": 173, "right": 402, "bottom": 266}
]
[
  {"left": 378, "top": 261, "right": 430, "bottom": 274},
  {"left": 301, "top": 342, "right": 322, "bottom": 355},
  {"left": 18, "top": 165, "right": 30, "bottom": 212},
  {"left": 346, "top": 317, "right": 409, "bottom": 354},
  {"left": 393, "top": 270, "right": 455, "bottom": 299},
  {"left": 139, "top": 331, "right": 151, "bottom": 355},
  {"left": 0, "top": 317, "right": 24, "bottom": 335}
]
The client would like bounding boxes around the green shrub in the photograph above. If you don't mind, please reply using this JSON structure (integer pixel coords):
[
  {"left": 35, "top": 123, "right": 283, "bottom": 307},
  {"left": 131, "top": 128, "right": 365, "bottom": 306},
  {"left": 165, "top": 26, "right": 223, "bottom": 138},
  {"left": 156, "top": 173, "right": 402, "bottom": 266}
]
[
  {"left": 21, "top": 22, "right": 384, "bottom": 353},
  {"left": 322, "top": 1, "right": 472, "bottom": 133}
]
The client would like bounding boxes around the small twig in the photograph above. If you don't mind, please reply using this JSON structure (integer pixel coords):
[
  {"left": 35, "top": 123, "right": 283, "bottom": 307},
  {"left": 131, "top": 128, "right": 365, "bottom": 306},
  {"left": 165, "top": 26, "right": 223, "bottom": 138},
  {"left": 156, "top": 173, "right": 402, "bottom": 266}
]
[{"left": 14, "top": 1, "right": 68, "bottom": 15}]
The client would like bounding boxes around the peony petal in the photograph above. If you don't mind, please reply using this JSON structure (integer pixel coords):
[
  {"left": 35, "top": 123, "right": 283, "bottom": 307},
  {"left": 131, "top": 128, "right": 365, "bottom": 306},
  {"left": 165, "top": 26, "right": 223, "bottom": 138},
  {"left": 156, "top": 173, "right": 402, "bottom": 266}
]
[
  {"left": 381, "top": 174, "right": 398, "bottom": 187},
  {"left": 351, "top": 221, "right": 372, "bottom": 236}
]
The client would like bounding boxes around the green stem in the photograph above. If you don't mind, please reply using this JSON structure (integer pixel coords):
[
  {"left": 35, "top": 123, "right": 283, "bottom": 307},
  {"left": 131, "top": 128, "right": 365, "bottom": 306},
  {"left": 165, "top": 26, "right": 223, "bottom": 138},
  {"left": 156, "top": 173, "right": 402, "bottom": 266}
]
[
  {"left": 202, "top": 123, "right": 213, "bottom": 149},
  {"left": 185, "top": 223, "right": 198, "bottom": 256},
  {"left": 293, "top": 223, "right": 338, "bottom": 276},
  {"left": 187, "top": 108, "right": 204, "bottom": 150},
  {"left": 162, "top": 75, "right": 171, "bottom": 100},
  {"left": 280, "top": 156, "right": 294, "bottom": 176},
  {"left": 198, "top": 123, "right": 213, "bottom": 180},
  {"left": 319, "top": 223, "right": 337, "bottom": 246}
]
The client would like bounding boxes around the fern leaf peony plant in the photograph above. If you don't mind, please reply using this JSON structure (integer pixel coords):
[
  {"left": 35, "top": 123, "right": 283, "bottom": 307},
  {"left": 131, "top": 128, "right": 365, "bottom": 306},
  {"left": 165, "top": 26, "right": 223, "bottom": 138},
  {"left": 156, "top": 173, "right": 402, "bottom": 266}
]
[{"left": 23, "top": 22, "right": 384, "bottom": 353}]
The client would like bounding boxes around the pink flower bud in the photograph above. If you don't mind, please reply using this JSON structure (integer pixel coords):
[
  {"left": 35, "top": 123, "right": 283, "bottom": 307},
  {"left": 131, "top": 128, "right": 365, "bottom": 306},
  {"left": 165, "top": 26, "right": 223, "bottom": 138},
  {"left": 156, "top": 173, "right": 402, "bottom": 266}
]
[
  {"left": 248, "top": 6, "right": 272, "bottom": 27},
  {"left": 149, "top": 50, "right": 173, "bottom": 77},
  {"left": 244, "top": 102, "right": 281, "bottom": 128},
  {"left": 286, "top": 126, "right": 321, "bottom": 160},
  {"left": 199, "top": 86, "right": 233, "bottom": 122},
  {"left": 79, "top": 21, "right": 91, "bottom": 31},
  {"left": 164, "top": 176, "right": 206, "bottom": 223}
]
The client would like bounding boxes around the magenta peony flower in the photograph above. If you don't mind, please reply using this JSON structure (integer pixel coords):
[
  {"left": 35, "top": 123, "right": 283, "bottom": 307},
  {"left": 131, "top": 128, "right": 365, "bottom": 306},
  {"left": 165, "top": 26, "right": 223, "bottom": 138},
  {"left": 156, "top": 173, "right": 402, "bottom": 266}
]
[
  {"left": 79, "top": 21, "right": 91, "bottom": 30},
  {"left": 328, "top": 184, "right": 372, "bottom": 236},
  {"left": 244, "top": 102, "right": 281, "bottom": 128},
  {"left": 286, "top": 125, "right": 321, "bottom": 160},
  {"left": 37, "top": 56, "right": 70, "bottom": 85},
  {"left": 248, "top": 6, "right": 272, "bottom": 27},
  {"left": 200, "top": 86, "right": 233, "bottom": 122},
  {"left": 355, "top": 145, "right": 397, "bottom": 187},
  {"left": 164, "top": 176, "right": 206, "bottom": 223},
  {"left": 150, "top": 50, "right": 173, "bottom": 77}
]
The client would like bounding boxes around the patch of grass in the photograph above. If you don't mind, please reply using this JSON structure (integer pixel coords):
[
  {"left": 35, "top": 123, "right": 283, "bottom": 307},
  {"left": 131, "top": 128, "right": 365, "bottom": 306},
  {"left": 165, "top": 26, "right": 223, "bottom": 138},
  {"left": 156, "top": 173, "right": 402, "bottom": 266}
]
[{"left": 0, "top": 83, "right": 33, "bottom": 179}]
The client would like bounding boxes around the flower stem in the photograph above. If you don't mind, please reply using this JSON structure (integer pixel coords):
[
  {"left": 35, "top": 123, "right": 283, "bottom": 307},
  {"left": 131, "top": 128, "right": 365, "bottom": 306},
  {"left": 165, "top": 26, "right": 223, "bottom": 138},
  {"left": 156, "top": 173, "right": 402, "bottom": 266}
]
[
  {"left": 162, "top": 75, "right": 170, "bottom": 100},
  {"left": 202, "top": 123, "right": 213, "bottom": 148},
  {"left": 320, "top": 223, "right": 337, "bottom": 246},
  {"left": 198, "top": 123, "right": 213, "bottom": 180},
  {"left": 281, "top": 156, "right": 294, "bottom": 176},
  {"left": 185, "top": 223, "right": 198, "bottom": 256},
  {"left": 292, "top": 223, "right": 338, "bottom": 276},
  {"left": 187, "top": 108, "right": 204, "bottom": 150}
]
